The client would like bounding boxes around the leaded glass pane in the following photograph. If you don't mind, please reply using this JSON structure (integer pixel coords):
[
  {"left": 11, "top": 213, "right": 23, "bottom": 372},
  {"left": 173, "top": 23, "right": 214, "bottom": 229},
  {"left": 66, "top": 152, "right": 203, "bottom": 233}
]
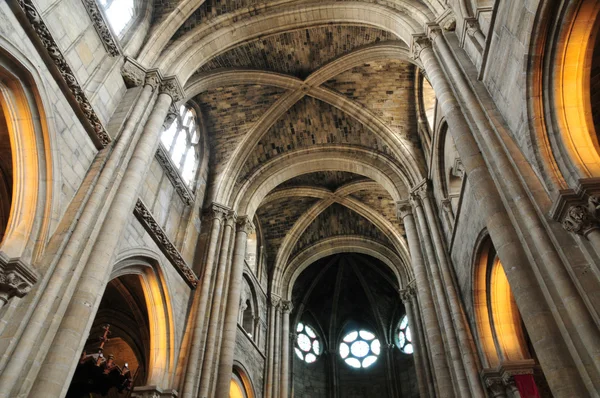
[
  {"left": 343, "top": 331, "right": 358, "bottom": 342},
  {"left": 305, "top": 353, "right": 316, "bottom": 363},
  {"left": 345, "top": 358, "right": 361, "bottom": 368},
  {"left": 298, "top": 334, "right": 311, "bottom": 352},
  {"left": 371, "top": 339, "right": 380, "bottom": 355},
  {"left": 339, "top": 342, "right": 349, "bottom": 359},
  {"left": 359, "top": 330, "right": 375, "bottom": 340},
  {"left": 294, "top": 348, "right": 304, "bottom": 360},
  {"left": 305, "top": 326, "right": 316, "bottom": 338},
  {"left": 362, "top": 355, "right": 378, "bottom": 368}
]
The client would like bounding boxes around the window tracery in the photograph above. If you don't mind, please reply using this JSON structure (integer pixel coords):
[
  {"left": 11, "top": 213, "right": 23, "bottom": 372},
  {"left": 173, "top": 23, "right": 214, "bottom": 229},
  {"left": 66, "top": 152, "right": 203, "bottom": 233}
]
[
  {"left": 160, "top": 105, "right": 200, "bottom": 188},
  {"left": 294, "top": 323, "right": 321, "bottom": 364},
  {"left": 397, "top": 315, "right": 413, "bottom": 354},
  {"left": 339, "top": 330, "right": 380, "bottom": 368}
]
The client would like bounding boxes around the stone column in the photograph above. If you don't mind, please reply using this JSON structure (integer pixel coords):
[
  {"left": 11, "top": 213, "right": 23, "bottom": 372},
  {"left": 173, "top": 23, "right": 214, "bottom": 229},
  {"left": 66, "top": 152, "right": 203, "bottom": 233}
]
[
  {"left": 214, "top": 217, "right": 253, "bottom": 398},
  {"left": 265, "top": 296, "right": 280, "bottom": 398},
  {"left": 273, "top": 304, "right": 282, "bottom": 397},
  {"left": 198, "top": 211, "right": 236, "bottom": 398},
  {"left": 416, "top": 183, "right": 484, "bottom": 396},
  {"left": 280, "top": 300, "right": 293, "bottom": 398},
  {"left": 415, "top": 32, "right": 592, "bottom": 396},
  {"left": 408, "top": 282, "right": 436, "bottom": 398},
  {"left": 397, "top": 201, "right": 453, "bottom": 396},
  {"left": 411, "top": 192, "right": 470, "bottom": 396},
  {"left": 400, "top": 283, "right": 432, "bottom": 398},
  {"left": 28, "top": 76, "right": 182, "bottom": 398},
  {"left": 181, "top": 203, "right": 228, "bottom": 398}
]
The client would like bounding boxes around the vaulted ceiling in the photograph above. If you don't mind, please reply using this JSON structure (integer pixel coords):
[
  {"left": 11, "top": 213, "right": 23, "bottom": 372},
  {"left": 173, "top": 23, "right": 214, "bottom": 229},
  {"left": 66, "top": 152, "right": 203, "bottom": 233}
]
[{"left": 139, "top": 0, "right": 439, "bottom": 295}]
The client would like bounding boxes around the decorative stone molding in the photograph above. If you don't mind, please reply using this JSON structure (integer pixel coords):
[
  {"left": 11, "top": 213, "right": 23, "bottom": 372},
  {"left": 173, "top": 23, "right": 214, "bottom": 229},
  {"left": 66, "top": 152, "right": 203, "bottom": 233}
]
[
  {"left": 133, "top": 199, "right": 198, "bottom": 288},
  {"left": 237, "top": 216, "right": 255, "bottom": 234},
  {"left": 81, "top": 0, "right": 121, "bottom": 56},
  {"left": 465, "top": 18, "right": 481, "bottom": 38},
  {"left": 160, "top": 77, "right": 184, "bottom": 103},
  {"left": 224, "top": 210, "right": 237, "bottom": 227},
  {"left": 281, "top": 300, "right": 294, "bottom": 313},
  {"left": 14, "top": 0, "right": 112, "bottom": 148},
  {"left": 145, "top": 70, "right": 161, "bottom": 91},
  {"left": 122, "top": 58, "right": 146, "bottom": 88},
  {"left": 0, "top": 253, "right": 38, "bottom": 307},
  {"left": 411, "top": 179, "right": 430, "bottom": 200},
  {"left": 269, "top": 294, "right": 281, "bottom": 309},
  {"left": 410, "top": 34, "right": 431, "bottom": 60},
  {"left": 204, "top": 203, "right": 230, "bottom": 222},
  {"left": 399, "top": 284, "right": 416, "bottom": 303},
  {"left": 451, "top": 157, "right": 465, "bottom": 178},
  {"left": 481, "top": 360, "right": 536, "bottom": 398},
  {"left": 155, "top": 145, "right": 194, "bottom": 206}
]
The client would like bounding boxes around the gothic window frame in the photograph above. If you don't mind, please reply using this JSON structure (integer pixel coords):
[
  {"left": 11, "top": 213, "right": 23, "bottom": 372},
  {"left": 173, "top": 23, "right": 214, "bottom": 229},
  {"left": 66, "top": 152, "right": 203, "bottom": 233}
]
[
  {"left": 294, "top": 322, "right": 322, "bottom": 364},
  {"left": 339, "top": 329, "right": 381, "bottom": 369},
  {"left": 395, "top": 314, "right": 414, "bottom": 355}
]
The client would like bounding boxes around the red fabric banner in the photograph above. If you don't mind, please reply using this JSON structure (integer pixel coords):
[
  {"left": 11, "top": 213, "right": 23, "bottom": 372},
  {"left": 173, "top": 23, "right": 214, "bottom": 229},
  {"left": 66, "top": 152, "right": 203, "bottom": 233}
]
[{"left": 513, "top": 374, "right": 540, "bottom": 398}]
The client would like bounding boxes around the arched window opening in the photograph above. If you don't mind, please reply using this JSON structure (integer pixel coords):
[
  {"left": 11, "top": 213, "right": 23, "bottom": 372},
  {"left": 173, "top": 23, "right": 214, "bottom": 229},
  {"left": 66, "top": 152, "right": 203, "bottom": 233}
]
[
  {"left": 160, "top": 104, "right": 200, "bottom": 188},
  {"left": 396, "top": 315, "right": 413, "bottom": 355},
  {"left": 0, "top": 102, "right": 13, "bottom": 246},
  {"left": 230, "top": 368, "right": 253, "bottom": 398},
  {"left": 422, "top": 76, "right": 436, "bottom": 133},
  {"left": 294, "top": 323, "right": 322, "bottom": 364},
  {"left": 99, "top": 0, "right": 136, "bottom": 37},
  {"left": 245, "top": 230, "right": 258, "bottom": 275},
  {"left": 242, "top": 299, "right": 254, "bottom": 337},
  {"left": 339, "top": 330, "right": 380, "bottom": 369}
]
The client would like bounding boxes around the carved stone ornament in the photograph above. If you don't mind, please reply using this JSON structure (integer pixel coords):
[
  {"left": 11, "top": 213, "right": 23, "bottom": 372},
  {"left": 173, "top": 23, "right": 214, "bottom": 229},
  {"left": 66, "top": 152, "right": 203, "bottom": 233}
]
[
  {"left": 410, "top": 35, "right": 431, "bottom": 60},
  {"left": 396, "top": 200, "right": 413, "bottom": 219},
  {"left": 484, "top": 377, "right": 506, "bottom": 397},
  {"left": 451, "top": 157, "right": 465, "bottom": 178},
  {"left": 14, "top": 0, "right": 111, "bottom": 147},
  {"left": 145, "top": 71, "right": 161, "bottom": 91},
  {"left": 155, "top": 145, "right": 194, "bottom": 206},
  {"left": 269, "top": 295, "right": 281, "bottom": 308},
  {"left": 160, "top": 77, "right": 184, "bottom": 103},
  {"left": 0, "top": 253, "right": 38, "bottom": 306},
  {"left": 399, "top": 284, "right": 416, "bottom": 303},
  {"left": 442, "top": 17, "right": 456, "bottom": 32},
  {"left": 81, "top": 0, "right": 121, "bottom": 56},
  {"left": 465, "top": 18, "right": 480, "bottom": 37},
  {"left": 122, "top": 59, "right": 146, "bottom": 88},
  {"left": 205, "top": 203, "right": 229, "bottom": 222},
  {"left": 237, "top": 216, "right": 255, "bottom": 234},
  {"left": 562, "top": 195, "right": 600, "bottom": 236},
  {"left": 281, "top": 300, "right": 294, "bottom": 313},
  {"left": 133, "top": 199, "right": 198, "bottom": 288},
  {"left": 412, "top": 181, "right": 430, "bottom": 200},
  {"left": 162, "top": 103, "right": 178, "bottom": 131}
]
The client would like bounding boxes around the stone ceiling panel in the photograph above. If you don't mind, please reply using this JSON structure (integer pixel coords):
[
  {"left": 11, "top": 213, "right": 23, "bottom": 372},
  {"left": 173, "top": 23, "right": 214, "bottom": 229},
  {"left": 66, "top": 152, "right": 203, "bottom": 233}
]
[
  {"left": 238, "top": 96, "right": 392, "bottom": 181},
  {"left": 349, "top": 188, "right": 404, "bottom": 234},
  {"left": 256, "top": 196, "right": 321, "bottom": 269},
  {"left": 325, "top": 60, "right": 417, "bottom": 141},
  {"left": 292, "top": 203, "right": 393, "bottom": 257},
  {"left": 277, "top": 171, "right": 368, "bottom": 191},
  {"left": 194, "top": 84, "right": 287, "bottom": 178},
  {"left": 196, "top": 26, "right": 397, "bottom": 79}
]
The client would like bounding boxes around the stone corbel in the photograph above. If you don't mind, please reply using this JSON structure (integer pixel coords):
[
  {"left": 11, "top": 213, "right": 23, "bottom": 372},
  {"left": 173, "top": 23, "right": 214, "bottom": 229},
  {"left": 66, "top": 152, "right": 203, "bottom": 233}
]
[
  {"left": 0, "top": 252, "right": 38, "bottom": 309},
  {"left": 121, "top": 57, "right": 147, "bottom": 88},
  {"left": 551, "top": 178, "right": 600, "bottom": 238},
  {"left": 269, "top": 294, "right": 281, "bottom": 309},
  {"left": 280, "top": 300, "right": 294, "bottom": 314},
  {"left": 399, "top": 283, "right": 416, "bottom": 304},
  {"left": 451, "top": 157, "right": 465, "bottom": 179},
  {"left": 81, "top": 0, "right": 121, "bottom": 56}
]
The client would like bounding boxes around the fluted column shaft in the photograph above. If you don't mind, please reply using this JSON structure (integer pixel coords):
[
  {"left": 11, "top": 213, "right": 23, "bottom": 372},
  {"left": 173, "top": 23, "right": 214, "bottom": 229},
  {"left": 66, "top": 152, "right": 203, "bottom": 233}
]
[
  {"left": 181, "top": 205, "right": 227, "bottom": 398},
  {"left": 416, "top": 33, "right": 590, "bottom": 395},
  {"left": 198, "top": 211, "right": 236, "bottom": 397},
  {"left": 400, "top": 284, "right": 429, "bottom": 398},
  {"left": 214, "top": 217, "right": 252, "bottom": 398},
  {"left": 29, "top": 83, "right": 177, "bottom": 397},
  {"left": 280, "top": 301, "right": 293, "bottom": 398},
  {"left": 417, "top": 185, "right": 484, "bottom": 396},
  {"left": 397, "top": 202, "right": 453, "bottom": 396}
]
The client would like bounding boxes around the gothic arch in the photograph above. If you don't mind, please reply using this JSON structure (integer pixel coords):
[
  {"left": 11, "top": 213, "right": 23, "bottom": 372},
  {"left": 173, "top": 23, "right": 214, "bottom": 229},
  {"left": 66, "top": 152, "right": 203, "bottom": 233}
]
[{"left": 110, "top": 253, "right": 176, "bottom": 387}]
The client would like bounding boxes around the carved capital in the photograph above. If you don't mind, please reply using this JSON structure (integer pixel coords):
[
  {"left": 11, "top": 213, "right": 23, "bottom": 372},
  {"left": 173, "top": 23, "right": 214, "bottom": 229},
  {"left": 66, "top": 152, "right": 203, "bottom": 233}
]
[
  {"left": 562, "top": 197, "right": 600, "bottom": 236},
  {"left": 160, "top": 77, "right": 184, "bottom": 102},
  {"left": 0, "top": 253, "right": 38, "bottom": 306},
  {"left": 411, "top": 181, "right": 430, "bottom": 200},
  {"left": 399, "top": 284, "right": 416, "bottom": 303},
  {"left": 410, "top": 35, "right": 431, "bottom": 60},
  {"left": 236, "top": 216, "right": 255, "bottom": 234},
  {"left": 81, "top": 0, "right": 120, "bottom": 56},
  {"left": 225, "top": 211, "right": 237, "bottom": 227},
  {"left": 145, "top": 71, "right": 161, "bottom": 91},
  {"left": 465, "top": 18, "right": 480, "bottom": 37},
  {"left": 269, "top": 295, "right": 281, "bottom": 308},
  {"left": 442, "top": 17, "right": 456, "bottom": 32},
  {"left": 206, "top": 203, "right": 229, "bottom": 221},
  {"left": 122, "top": 58, "right": 146, "bottom": 88},
  {"left": 427, "top": 24, "right": 443, "bottom": 41},
  {"left": 396, "top": 200, "right": 413, "bottom": 219},
  {"left": 281, "top": 300, "right": 294, "bottom": 313}
]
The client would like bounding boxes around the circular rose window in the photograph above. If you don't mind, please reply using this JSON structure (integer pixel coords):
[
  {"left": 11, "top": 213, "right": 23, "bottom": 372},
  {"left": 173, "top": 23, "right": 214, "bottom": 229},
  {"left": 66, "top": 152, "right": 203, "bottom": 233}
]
[
  {"left": 294, "top": 323, "right": 321, "bottom": 363},
  {"left": 339, "top": 330, "right": 380, "bottom": 368}
]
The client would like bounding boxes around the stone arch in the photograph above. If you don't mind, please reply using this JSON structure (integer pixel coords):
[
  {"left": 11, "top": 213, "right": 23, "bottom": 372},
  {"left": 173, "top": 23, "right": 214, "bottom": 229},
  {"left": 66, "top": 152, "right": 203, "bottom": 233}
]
[
  {"left": 0, "top": 43, "right": 54, "bottom": 266},
  {"left": 158, "top": 2, "right": 432, "bottom": 83},
  {"left": 230, "top": 147, "right": 409, "bottom": 219},
  {"left": 528, "top": 0, "right": 600, "bottom": 189},
  {"left": 108, "top": 253, "right": 176, "bottom": 387},
  {"left": 231, "top": 361, "right": 256, "bottom": 398},
  {"left": 239, "top": 273, "right": 259, "bottom": 340},
  {"left": 279, "top": 236, "right": 408, "bottom": 300}
]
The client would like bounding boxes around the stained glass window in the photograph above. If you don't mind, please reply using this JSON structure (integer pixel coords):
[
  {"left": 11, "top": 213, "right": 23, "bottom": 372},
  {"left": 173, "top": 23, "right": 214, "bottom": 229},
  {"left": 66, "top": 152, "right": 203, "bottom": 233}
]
[
  {"left": 161, "top": 105, "right": 200, "bottom": 188},
  {"left": 339, "top": 329, "right": 380, "bottom": 368},
  {"left": 295, "top": 323, "right": 321, "bottom": 364},
  {"left": 99, "top": 0, "right": 135, "bottom": 37},
  {"left": 398, "top": 315, "right": 413, "bottom": 354}
]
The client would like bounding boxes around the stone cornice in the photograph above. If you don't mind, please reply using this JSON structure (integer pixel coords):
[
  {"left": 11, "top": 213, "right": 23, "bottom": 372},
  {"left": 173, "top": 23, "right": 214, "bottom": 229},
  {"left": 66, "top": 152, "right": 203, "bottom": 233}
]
[
  {"left": 81, "top": 0, "right": 121, "bottom": 56},
  {"left": 133, "top": 199, "right": 198, "bottom": 288},
  {"left": 155, "top": 144, "right": 194, "bottom": 206},
  {"left": 13, "top": 0, "right": 111, "bottom": 148}
]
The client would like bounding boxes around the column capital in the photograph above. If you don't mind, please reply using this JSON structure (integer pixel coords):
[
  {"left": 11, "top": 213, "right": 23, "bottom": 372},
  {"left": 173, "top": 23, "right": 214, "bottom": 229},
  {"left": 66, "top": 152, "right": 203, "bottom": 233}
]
[
  {"left": 224, "top": 210, "right": 237, "bottom": 227},
  {"left": 0, "top": 253, "right": 38, "bottom": 306},
  {"left": 465, "top": 17, "right": 481, "bottom": 38},
  {"left": 159, "top": 76, "right": 184, "bottom": 102},
  {"left": 410, "top": 34, "right": 432, "bottom": 60},
  {"left": 399, "top": 284, "right": 416, "bottom": 303},
  {"left": 410, "top": 180, "right": 430, "bottom": 200},
  {"left": 145, "top": 70, "right": 162, "bottom": 91},
  {"left": 280, "top": 300, "right": 294, "bottom": 314},
  {"left": 562, "top": 195, "right": 600, "bottom": 236},
  {"left": 205, "top": 203, "right": 230, "bottom": 221},
  {"left": 122, "top": 57, "right": 146, "bottom": 88},
  {"left": 426, "top": 23, "right": 444, "bottom": 41},
  {"left": 269, "top": 294, "right": 281, "bottom": 308},
  {"left": 236, "top": 216, "right": 255, "bottom": 234},
  {"left": 396, "top": 200, "right": 413, "bottom": 219}
]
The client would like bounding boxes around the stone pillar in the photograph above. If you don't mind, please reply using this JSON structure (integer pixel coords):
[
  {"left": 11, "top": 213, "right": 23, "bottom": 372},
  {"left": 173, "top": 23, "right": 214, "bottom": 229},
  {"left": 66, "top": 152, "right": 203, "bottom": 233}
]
[
  {"left": 400, "top": 282, "right": 433, "bottom": 398},
  {"left": 265, "top": 296, "right": 280, "bottom": 398},
  {"left": 415, "top": 33, "right": 591, "bottom": 396},
  {"left": 397, "top": 201, "right": 453, "bottom": 397},
  {"left": 280, "top": 300, "right": 293, "bottom": 398},
  {"left": 181, "top": 204, "right": 229, "bottom": 398},
  {"left": 28, "top": 76, "right": 182, "bottom": 398},
  {"left": 410, "top": 191, "right": 470, "bottom": 396},
  {"left": 415, "top": 182, "right": 484, "bottom": 396},
  {"left": 408, "top": 282, "right": 436, "bottom": 398},
  {"left": 214, "top": 217, "right": 253, "bottom": 398},
  {"left": 198, "top": 211, "right": 236, "bottom": 398}
]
